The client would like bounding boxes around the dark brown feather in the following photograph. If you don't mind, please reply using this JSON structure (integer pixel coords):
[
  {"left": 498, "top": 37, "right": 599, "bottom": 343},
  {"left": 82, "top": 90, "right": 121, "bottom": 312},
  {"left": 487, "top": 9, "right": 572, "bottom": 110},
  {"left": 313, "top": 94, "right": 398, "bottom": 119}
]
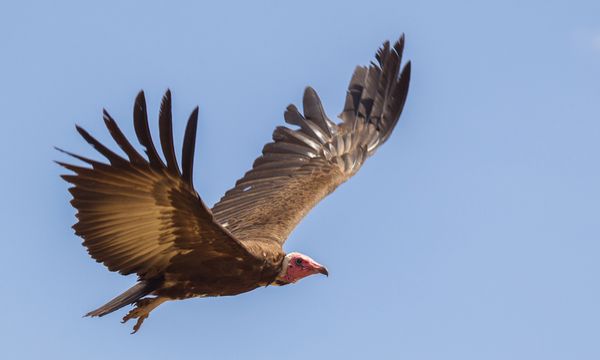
[
  {"left": 58, "top": 95, "right": 279, "bottom": 283},
  {"left": 75, "top": 125, "right": 128, "bottom": 166},
  {"left": 158, "top": 89, "right": 181, "bottom": 175},
  {"left": 302, "top": 87, "right": 335, "bottom": 137},
  {"left": 181, "top": 107, "right": 199, "bottom": 187},
  {"left": 133, "top": 91, "right": 165, "bottom": 169},
  {"left": 103, "top": 110, "right": 147, "bottom": 165},
  {"left": 212, "top": 36, "right": 411, "bottom": 246}
]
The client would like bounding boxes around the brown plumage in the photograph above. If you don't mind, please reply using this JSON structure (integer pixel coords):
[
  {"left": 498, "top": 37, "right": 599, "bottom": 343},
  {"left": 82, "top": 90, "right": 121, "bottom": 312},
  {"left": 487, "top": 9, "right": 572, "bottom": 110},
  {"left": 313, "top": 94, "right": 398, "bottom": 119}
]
[{"left": 58, "top": 36, "right": 411, "bottom": 333}]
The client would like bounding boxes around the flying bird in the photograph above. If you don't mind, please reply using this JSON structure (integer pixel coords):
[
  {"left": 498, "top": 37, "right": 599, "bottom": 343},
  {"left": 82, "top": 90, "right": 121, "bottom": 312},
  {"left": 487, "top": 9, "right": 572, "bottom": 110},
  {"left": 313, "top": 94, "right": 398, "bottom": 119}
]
[{"left": 58, "top": 36, "right": 411, "bottom": 333}]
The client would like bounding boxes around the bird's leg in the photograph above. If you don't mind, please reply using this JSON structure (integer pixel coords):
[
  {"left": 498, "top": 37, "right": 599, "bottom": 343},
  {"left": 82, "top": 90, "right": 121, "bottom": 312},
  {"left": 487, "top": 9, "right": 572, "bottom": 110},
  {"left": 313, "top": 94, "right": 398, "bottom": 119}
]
[{"left": 122, "top": 296, "right": 167, "bottom": 334}]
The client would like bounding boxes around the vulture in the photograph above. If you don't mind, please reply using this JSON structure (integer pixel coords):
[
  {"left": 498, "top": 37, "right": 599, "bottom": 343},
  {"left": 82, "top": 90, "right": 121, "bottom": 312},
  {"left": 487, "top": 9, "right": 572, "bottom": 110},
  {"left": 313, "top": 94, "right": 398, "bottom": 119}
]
[{"left": 58, "top": 36, "right": 411, "bottom": 333}]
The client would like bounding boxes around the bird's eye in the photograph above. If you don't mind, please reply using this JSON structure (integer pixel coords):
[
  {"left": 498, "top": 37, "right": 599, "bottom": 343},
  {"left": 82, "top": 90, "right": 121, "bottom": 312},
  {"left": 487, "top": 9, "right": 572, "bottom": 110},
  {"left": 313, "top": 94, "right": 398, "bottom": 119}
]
[{"left": 295, "top": 258, "right": 303, "bottom": 266}]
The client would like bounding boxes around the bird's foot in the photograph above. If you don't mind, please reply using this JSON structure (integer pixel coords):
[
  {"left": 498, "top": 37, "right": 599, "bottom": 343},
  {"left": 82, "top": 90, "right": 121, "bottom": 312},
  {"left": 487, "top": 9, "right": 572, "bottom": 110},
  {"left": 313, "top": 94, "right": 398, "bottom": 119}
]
[{"left": 121, "top": 297, "right": 166, "bottom": 334}]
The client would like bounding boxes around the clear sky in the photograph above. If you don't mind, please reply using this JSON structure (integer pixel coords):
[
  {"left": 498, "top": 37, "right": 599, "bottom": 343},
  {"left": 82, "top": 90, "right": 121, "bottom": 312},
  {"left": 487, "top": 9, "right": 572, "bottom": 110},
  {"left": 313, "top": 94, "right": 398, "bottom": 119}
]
[{"left": 1, "top": 0, "right": 599, "bottom": 359}]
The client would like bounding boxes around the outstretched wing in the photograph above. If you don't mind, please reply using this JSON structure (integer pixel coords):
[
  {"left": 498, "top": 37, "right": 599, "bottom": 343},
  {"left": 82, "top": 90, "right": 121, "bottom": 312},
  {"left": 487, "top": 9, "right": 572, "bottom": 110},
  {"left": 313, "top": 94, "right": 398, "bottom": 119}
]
[
  {"left": 58, "top": 91, "right": 261, "bottom": 279},
  {"left": 212, "top": 36, "right": 411, "bottom": 246}
]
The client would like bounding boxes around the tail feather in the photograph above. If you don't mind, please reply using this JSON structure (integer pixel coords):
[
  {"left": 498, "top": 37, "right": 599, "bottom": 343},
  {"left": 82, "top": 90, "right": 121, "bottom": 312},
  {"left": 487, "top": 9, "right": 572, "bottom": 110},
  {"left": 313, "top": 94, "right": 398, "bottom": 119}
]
[{"left": 85, "top": 281, "right": 156, "bottom": 317}]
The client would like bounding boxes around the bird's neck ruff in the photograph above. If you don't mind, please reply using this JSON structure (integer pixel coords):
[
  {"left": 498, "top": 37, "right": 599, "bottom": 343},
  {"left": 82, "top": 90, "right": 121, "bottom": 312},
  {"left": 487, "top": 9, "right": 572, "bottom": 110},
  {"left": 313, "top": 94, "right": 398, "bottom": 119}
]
[{"left": 273, "top": 255, "right": 291, "bottom": 285}]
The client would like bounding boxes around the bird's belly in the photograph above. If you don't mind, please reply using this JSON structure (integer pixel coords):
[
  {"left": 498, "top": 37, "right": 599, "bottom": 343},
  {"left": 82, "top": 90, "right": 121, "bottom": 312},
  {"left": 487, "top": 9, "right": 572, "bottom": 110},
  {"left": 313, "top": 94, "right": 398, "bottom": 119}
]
[{"left": 155, "top": 277, "right": 265, "bottom": 300}]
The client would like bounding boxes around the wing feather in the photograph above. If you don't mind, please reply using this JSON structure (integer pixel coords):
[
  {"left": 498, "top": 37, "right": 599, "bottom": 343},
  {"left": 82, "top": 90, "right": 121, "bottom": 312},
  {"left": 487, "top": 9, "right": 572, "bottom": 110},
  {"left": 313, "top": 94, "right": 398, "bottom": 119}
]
[
  {"left": 158, "top": 89, "right": 181, "bottom": 175},
  {"left": 181, "top": 107, "right": 199, "bottom": 187},
  {"left": 59, "top": 91, "right": 261, "bottom": 278},
  {"left": 75, "top": 126, "right": 129, "bottom": 166},
  {"left": 212, "top": 36, "right": 411, "bottom": 246},
  {"left": 102, "top": 110, "right": 147, "bottom": 165},
  {"left": 133, "top": 91, "right": 166, "bottom": 169}
]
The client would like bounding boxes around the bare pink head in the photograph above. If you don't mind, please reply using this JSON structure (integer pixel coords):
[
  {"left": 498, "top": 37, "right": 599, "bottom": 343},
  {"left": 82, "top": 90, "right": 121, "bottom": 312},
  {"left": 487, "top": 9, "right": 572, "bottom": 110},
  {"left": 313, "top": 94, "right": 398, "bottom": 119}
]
[{"left": 275, "top": 252, "right": 329, "bottom": 284}]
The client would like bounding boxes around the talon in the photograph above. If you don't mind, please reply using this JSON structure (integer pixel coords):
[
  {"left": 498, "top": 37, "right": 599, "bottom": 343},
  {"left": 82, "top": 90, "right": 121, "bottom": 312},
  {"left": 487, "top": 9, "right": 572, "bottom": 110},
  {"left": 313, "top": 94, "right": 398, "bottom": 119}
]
[
  {"left": 121, "top": 311, "right": 133, "bottom": 324},
  {"left": 122, "top": 307, "right": 140, "bottom": 323},
  {"left": 118, "top": 296, "right": 167, "bottom": 333},
  {"left": 131, "top": 314, "right": 148, "bottom": 334}
]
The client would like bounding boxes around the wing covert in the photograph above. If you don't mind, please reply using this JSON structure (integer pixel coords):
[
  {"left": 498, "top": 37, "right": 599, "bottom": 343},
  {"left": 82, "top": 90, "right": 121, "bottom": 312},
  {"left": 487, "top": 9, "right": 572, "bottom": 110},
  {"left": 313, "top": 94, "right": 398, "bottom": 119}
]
[
  {"left": 212, "top": 36, "right": 411, "bottom": 247},
  {"left": 58, "top": 90, "right": 260, "bottom": 278}
]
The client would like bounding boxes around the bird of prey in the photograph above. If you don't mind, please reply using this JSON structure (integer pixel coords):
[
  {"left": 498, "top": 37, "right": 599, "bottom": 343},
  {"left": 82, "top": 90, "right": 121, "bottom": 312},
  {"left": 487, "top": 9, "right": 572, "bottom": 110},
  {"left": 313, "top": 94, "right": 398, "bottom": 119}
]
[{"left": 58, "top": 36, "right": 411, "bottom": 333}]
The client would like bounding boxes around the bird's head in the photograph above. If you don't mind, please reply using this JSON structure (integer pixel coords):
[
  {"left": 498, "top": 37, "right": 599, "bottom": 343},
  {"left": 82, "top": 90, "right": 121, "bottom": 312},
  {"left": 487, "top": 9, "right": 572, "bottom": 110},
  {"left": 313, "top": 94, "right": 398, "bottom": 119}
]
[{"left": 275, "top": 252, "right": 329, "bottom": 285}]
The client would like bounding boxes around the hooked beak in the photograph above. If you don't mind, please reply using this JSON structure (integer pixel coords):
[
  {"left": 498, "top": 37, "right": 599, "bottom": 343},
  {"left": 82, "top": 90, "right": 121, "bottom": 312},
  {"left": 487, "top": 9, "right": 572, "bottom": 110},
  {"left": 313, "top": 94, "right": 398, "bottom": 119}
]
[{"left": 316, "top": 265, "right": 329, "bottom": 277}]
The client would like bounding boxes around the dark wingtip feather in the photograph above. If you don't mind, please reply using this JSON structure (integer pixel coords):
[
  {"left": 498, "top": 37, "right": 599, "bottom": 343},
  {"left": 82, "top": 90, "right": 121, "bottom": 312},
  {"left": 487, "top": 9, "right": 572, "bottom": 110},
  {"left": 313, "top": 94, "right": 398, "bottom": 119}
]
[
  {"left": 133, "top": 90, "right": 165, "bottom": 169},
  {"left": 181, "top": 106, "right": 199, "bottom": 187},
  {"left": 102, "top": 109, "right": 147, "bottom": 165},
  {"left": 284, "top": 104, "right": 303, "bottom": 126},
  {"left": 54, "top": 146, "right": 102, "bottom": 166},
  {"left": 302, "top": 87, "right": 333, "bottom": 136},
  {"left": 403, "top": 60, "right": 412, "bottom": 75},
  {"left": 159, "top": 89, "right": 181, "bottom": 175},
  {"left": 379, "top": 57, "right": 411, "bottom": 145},
  {"left": 75, "top": 125, "right": 128, "bottom": 166},
  {"left": 396, "top": 61, "right": 411, "bottom": 109},
  {"left": 339, "top": 35, "right": 411, "bottom": 147},
  {"left": 394, "top": 34, "right": 405, "bottom": 55},
  {"left": 396, "top": 60, "right": 411, "bottom": 112},
  {"left": 375, "top": 40, "right": 390, "bottom": 65},
  {"left": 54, "top": 145, "right": 75, "bottom": 158}
]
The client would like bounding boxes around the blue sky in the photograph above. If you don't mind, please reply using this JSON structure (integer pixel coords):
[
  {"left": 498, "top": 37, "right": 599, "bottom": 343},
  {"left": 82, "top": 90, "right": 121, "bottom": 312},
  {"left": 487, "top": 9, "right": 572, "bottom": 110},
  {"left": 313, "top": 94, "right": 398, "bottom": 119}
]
[{"left": 1, "top": 0, "right": 599, "bottom": 359}]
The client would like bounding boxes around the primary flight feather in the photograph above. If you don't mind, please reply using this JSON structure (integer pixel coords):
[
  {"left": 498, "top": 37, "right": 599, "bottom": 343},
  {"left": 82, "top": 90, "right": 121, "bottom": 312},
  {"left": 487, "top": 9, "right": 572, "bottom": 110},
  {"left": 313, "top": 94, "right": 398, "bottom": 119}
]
[{"left": 58, "top": 36, "right": 411, "bottom": 333}]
